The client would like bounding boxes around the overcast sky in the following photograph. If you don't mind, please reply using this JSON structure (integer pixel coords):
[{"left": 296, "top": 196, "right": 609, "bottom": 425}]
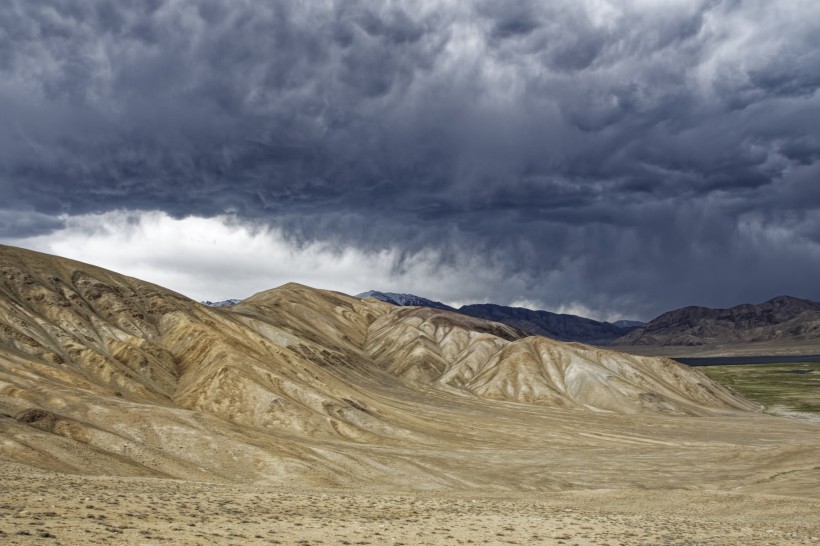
[{"left": 2, "top": 0, "right": 819, "bottom": 321}]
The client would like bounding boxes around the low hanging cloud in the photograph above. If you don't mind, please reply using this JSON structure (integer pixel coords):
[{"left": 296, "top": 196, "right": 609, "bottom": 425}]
[
  {"left": 2, "top": 0, "right": 820, "bottom": 320},
  {"left": 7, "top": 211, "right": 532, "bottom": 312}
]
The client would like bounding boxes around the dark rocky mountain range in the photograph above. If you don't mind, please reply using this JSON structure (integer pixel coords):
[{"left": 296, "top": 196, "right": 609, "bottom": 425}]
[
  {"left": 458, "top": 303, "right": 637, "bottom": 345},
  {"left": 215, "top": 288, "right": 820, "bottom": 349},
  {"left": 614, "top": 296, "right": 820, "bottom": 347},
  {"left": 357, "top": 291, "right": 639, "bottom": 345},
  {"left": 613, "top": 320, "right": 645, "bottom": 329}
]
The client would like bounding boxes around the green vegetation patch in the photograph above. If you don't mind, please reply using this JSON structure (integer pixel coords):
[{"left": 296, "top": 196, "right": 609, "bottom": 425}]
[{"left": 701, "top": 361, "right": 820, "bottom": 413}]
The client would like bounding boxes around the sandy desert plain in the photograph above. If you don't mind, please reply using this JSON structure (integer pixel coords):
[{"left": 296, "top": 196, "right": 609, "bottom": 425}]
[{"left": 0, "top": 245, "right": 819, "bottom": 545}]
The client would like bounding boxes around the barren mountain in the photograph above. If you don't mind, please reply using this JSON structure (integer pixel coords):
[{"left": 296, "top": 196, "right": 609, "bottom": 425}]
[
  {"left": 364, "top": 306, "right": 748, "bottom": 414},
  {"left": 1, "top": 244, "right": 818, "bottom": 500},
  {"left": 357, "top": 291, "right": 640, "bottom": 344},
  {"left": 458, "top": 303, "right": 637, "bottom": 344},
  {"left": 616, "top": 296, "right": 820, "bottom": 348},
  {"left": 356, "top": 290, "right": 456, "bottom": 311}
]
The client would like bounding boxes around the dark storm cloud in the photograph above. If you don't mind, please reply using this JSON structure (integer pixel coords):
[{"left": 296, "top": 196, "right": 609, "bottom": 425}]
[
  {"left": 2, "top": 0, "right": 820, "bottom": 319},
  {"left": 0, "top": 210, "right": 65, "bottom": 238}
]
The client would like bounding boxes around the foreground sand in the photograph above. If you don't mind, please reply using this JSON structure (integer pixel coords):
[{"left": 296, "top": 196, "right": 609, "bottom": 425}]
[{"left": 1, "top": 463, "right": 818, "bottom": 546}]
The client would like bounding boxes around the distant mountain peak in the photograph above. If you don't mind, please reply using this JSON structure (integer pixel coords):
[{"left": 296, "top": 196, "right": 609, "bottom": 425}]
[
  {"left": 357, "top": 292, "right": 644, "bottom": 345},
  {"left": 612, "top": 319, "right": 645, "bottom": 329},
  {"left": 458, "top": 303, "right": 640, "bottom": 345},
  {"left": 356, "top": 291, "right": 456, "bottom": 311},
  {"left": 201, "top": 298, "right": 241, "bottom": 308},
  {"left": 615, "top": 295, "right": 820, "bottom": 347},
  {"left": 763, "top": 295, "right": 816, "bottom": 308}
]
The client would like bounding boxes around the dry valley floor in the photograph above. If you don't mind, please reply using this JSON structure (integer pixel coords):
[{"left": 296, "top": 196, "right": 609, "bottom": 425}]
[{"left": 2, "top": 462, "right": 819, "bottom": 545}]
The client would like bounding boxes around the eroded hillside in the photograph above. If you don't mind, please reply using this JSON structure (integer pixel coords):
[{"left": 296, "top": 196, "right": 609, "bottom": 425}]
[{"left": 1, "top": 244, "right": 818, "bottom": 497}]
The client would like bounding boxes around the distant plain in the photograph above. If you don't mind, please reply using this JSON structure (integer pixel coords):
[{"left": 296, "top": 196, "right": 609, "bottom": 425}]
[{"left": 701, "top": 360, "right": 820, "bottom": 418}]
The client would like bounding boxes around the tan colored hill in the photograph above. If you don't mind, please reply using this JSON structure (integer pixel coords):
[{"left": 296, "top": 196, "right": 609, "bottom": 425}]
[
  {"left": 1, "top": 244, "right": 819, "bottom": 502},
  {"left": 364, "top": 307, "right": 754, "bottom": 414}
]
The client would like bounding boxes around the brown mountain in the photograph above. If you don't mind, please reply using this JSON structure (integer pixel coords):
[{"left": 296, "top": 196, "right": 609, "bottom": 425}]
[
  {"left": 615, "top": 296, "right": 820, "bottom": 347},
  {"left": 4, "top": 244, "right": 820, "bottom": 497}
]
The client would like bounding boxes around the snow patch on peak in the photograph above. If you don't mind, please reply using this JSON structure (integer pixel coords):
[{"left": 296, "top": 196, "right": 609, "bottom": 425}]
[
  {"left": 356, "top": 291, "right": 455, "bottom": 311},
  {"left": 201, "top": 299, "right": 241, "bottom": 308}
]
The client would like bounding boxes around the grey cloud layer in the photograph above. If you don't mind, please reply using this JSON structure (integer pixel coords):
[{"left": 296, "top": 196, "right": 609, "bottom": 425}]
[{"left": 2, "top": 0, "right": 820, "bottom": 318}]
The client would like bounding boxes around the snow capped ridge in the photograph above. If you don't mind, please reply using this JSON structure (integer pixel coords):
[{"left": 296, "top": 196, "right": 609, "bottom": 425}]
[
  {"left": 355, "top": 291, "right": 455, "bottom": 311},
  {"left": 201, "top": 298, "right": 241, "bottom": 308},
  {"left": 356, "top": 290, "right": 393, "bottom": 302}
]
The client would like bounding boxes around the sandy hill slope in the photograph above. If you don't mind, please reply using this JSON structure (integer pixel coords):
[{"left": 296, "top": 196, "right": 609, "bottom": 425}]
[
  {"left": 364, "top": 307, "right": 753, "bottom": 414},
  {"left": 616, "top": 295, "right": 820, "bottom": 348},
  {"left": 1, "top": 244, "right": 818, "bottom": 497}
]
